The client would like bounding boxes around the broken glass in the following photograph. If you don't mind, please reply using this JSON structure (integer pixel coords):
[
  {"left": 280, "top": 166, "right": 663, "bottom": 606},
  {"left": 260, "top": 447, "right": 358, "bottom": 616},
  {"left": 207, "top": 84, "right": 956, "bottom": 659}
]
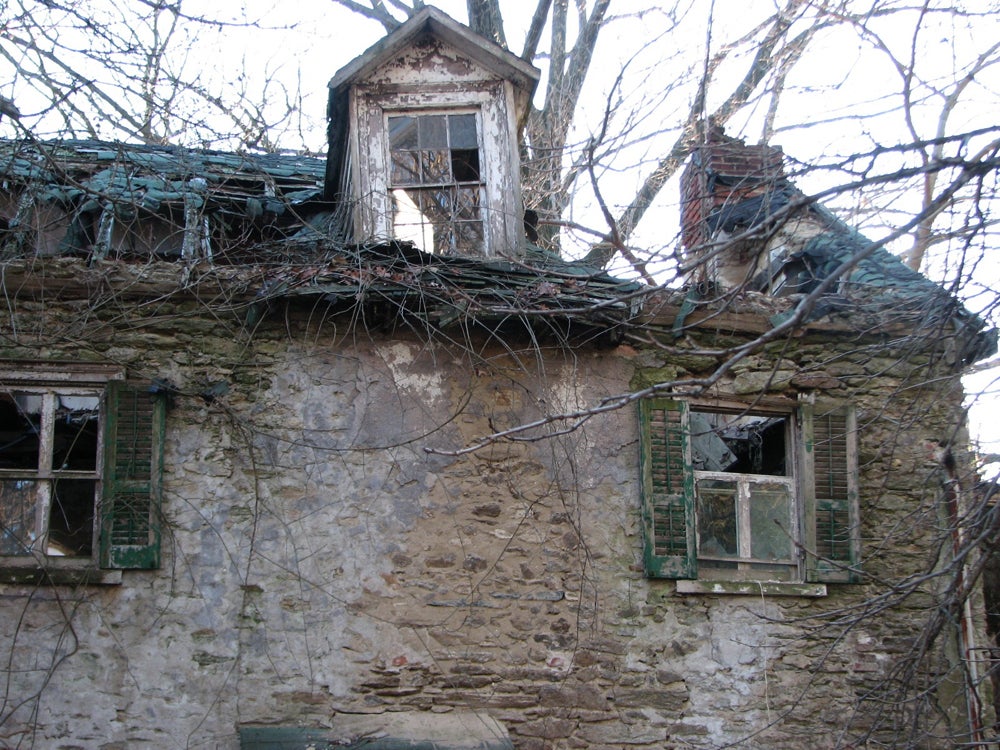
[
  {"left": 48, "top": 478, "right": 95, "bottom": 556},
  {"left": 0, "top": 391, "right": 41, "bottom": 470},
  {"left": 0, "top": 388, "right": 100, "bottom": 557},
  {"left": 697, "top": 478, "right": 738, "bottom": 557},
  {"left": 52, "top": 395, "right": 99, "bottom": 471},
  {"left": 0, "top": 479, "right": 39, "bottom": 555}
]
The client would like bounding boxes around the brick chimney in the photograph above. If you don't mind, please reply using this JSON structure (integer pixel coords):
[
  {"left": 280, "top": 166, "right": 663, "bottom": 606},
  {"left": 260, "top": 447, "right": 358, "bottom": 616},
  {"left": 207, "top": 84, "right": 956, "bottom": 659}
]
[{"left": 680, "top": 124, "right": 784, "bottom": 287}]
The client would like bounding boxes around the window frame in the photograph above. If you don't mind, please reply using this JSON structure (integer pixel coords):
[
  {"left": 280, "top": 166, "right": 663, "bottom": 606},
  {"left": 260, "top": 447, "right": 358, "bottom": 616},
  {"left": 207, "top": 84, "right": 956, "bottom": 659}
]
[
  {"left": 694, "top": 471, "right": 799, "bottom": 579},
  {"left": 351, "top": 84, "right": 524, "bottom": 258},
  {"left": 639, "top": 397, "right": 859, "bottom": 592},
  {"left": 0, "top": 383, "right": 104, "bottom": 559},
  {"left": 0, "top": 365, "right": 164, "bottom": 584},
  {"left": 386, "top": 108, "right": 487, "bottom": 255}
]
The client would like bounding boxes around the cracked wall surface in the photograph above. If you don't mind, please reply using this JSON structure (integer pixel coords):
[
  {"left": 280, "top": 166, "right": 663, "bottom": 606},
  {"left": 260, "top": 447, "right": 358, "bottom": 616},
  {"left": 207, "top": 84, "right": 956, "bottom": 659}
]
[{"left": 0, "top": 287, "right": 977, "bottom": 749}]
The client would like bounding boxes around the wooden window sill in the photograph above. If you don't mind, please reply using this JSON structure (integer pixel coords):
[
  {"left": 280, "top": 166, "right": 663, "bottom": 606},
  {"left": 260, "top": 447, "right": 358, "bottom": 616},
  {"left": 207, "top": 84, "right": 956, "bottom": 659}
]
[
  {"left": 0, "top": 561, "right": 122, "bottom": 586},
  {"left": 675, "top": 579, "right": 827, "bottom": 597}
]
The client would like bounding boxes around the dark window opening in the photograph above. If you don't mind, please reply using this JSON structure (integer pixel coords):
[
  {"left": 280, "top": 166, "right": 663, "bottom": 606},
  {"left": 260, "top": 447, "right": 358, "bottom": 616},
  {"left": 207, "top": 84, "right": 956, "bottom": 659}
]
[
  {"left": 0, "top": 392, "right": 41, "bottom": 470},
  {"left": 690, "top": 411, "right": 787, "bottom": 476},
  {"left": 451, "top": 149, "right": 480, "bottom": 183},
  {"left": 48, "top": 478, "right": 96, "bottom": 556},
  {"left": 0, "top": 388, "right": 100, "bottom": 557},
  {"left": 52, "top": 396, "right": 99, "bottom": 471}
]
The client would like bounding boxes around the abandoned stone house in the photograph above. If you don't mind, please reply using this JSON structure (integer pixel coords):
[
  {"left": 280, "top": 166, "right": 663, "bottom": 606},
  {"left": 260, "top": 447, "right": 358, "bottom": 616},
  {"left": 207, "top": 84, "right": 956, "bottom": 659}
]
[{"left": 0, "top": 6, "right": 996, "bottom": 749}]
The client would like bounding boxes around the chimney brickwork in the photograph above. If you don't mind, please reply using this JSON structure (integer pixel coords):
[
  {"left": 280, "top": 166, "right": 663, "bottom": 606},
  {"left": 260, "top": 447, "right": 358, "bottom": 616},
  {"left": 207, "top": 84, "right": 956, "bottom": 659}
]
[{"left": 680, "top": 126, "right": 784, "bottom": 284}]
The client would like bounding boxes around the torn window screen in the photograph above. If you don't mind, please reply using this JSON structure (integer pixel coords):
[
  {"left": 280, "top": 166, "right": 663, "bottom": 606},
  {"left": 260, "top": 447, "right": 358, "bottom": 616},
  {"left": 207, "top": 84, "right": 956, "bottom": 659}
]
[{"left": 0, "top": 388, "right": 100, "bottom": 557}]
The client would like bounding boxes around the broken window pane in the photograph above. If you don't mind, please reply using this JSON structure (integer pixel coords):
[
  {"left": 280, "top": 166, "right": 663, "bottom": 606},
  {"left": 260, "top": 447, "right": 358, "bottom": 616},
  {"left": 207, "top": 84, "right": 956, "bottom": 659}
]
[
  {"left": 0, "top": 391, "right": 41, "bottom": 471},
  {"left": 451, "top": 149, "right": 480, "bottom": 183},
  {"left": 48, "top": 478, "right": 95, "bottom": 556},
  {"left": 388, "top": 112, "right": 485, "bottom": 255},
  {"left": 0, "top": 386, "right": 101, "bottom": 558},
  {"left": 52, "top": 395, "right": 99, "bottom": 472},
  {"left": 691, "top": 411, "right": 786, "bottom": 476},
  {"left": 0, "top": 479, "right": 40, "bottom": 555},
  {"left": 692, "top": 408, "right": 798, "bottom": 580}
]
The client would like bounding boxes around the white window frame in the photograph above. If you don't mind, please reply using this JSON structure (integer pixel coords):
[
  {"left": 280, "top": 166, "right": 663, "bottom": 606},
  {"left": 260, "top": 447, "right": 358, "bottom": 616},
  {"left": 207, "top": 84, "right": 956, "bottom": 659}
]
[
  {"left": 350, "top": 84, "right": 523, "bottom": 257},
  {"left": 0, "top": 365, "right": 124, "bottom": 583},
  {"left": 386, "top": 108, "right": 486, "bottom": 255},
  {"left": 690, "top": 408, "right": 803, "bottom": 583}
]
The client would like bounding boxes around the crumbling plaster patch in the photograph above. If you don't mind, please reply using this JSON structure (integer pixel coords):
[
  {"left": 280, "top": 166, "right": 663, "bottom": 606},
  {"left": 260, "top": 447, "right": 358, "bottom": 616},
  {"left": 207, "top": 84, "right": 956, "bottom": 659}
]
[{"left": 0, "top": 288, "right": 978, "bottom": 748}]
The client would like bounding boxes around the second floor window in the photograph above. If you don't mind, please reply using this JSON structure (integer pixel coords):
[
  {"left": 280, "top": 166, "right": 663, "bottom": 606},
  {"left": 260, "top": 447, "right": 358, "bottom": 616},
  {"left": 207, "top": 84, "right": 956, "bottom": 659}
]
[
  {"left": 690, "top": 410, "right": 797, "bottom": 581},
  {"left": 639, "top": 398, "right": 860, "bottom": 586},
  {"left": 388, "top": 112, "right": 484, "bottom": 255},
  {"left": 0, "top": 387, "right": 101, "bottom": 557}
]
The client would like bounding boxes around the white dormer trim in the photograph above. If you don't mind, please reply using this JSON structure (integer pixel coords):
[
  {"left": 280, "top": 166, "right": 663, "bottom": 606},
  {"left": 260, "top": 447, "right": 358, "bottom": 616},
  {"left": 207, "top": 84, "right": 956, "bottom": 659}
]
[
  {"left": 329, "top": 6, "right": 539, "bottom": 130},
  {"left": 350, "top": 84, "right": 520, "bottom": 256},
  {"left": 328, "top": 6, "right": 539, "bottom": 258}
]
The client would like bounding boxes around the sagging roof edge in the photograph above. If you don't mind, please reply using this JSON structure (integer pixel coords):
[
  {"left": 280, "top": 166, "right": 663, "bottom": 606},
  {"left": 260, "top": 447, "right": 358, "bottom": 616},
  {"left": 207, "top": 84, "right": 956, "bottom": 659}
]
[
  {"left": 0, "top": 137, "right": 993, "bottom": 365},
  {"left": 0, "top": 250, "right": 993, "bottom": 367}
]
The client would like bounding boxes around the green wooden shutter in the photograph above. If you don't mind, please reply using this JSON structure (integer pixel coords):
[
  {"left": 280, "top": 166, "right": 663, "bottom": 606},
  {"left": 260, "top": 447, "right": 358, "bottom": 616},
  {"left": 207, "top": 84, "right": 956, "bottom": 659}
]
[
  {"left": 802, "top": 404, "right": 859, "bottom": 583},
  {"left": 639, "top": 399, "right": 696, "bottom": 578},
  {"left": 100, "top": 381, "right": 165, "bottom": 570}
]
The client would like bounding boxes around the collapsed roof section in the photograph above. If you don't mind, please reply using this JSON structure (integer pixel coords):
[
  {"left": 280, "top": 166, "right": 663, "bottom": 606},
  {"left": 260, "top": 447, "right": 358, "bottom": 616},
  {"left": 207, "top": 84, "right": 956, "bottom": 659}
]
[
  {"left": 0, "top": 138, "right": 641, "bottom": 341},
  {"left": 679, "top": 127, "right": 997, "bottom": 364},
  {"left": 0, "top": 139, "right": 333, "bottom": 263},
  {"left": 0, "top": 135, "right": 993, "bottom": 362},
  {"left": 248, "top": 240, "right": 643, "bottom": 341}
]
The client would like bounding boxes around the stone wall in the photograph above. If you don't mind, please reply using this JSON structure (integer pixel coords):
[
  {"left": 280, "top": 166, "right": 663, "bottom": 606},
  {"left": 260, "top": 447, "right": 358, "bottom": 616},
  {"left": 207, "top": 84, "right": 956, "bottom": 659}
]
[{"left": 0, "top": 283, "right": 979, "bottom": 749}]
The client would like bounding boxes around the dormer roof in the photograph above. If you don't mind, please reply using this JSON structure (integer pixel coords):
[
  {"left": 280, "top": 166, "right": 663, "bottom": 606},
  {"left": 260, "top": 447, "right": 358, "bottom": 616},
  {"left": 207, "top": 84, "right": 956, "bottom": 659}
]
[{"left": 327, "top": 6, "right": 539, "bottom": 117}]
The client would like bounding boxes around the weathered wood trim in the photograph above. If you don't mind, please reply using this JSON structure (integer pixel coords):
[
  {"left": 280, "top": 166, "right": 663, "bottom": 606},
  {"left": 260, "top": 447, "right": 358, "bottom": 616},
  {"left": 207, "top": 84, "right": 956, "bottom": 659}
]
[
  {"left": 355, "top": 84, "right": 519, "bottom": 256},
  {"left": 0, "top": 560, "right": 122, "bottom": 586},
  {"left": 327, "top": 6, "right": 539, "bottom": 99},
  {"left": 675, "top": 579, "right": 827, "bottom": 597},
  {"left": 0, "top": 361, "right": 125, "bottom": 383},
  {"left": 687, "top": 394, "right": 798, "bottom": 414}
]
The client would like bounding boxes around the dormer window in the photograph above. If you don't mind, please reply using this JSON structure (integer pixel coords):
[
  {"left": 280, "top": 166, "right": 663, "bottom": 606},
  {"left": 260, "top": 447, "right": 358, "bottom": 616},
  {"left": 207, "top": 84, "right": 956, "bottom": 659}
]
[
  {"left": 326, "top": 7, "right": 539, "bottom": 258},
  {"left": 389, "top": 112, "right": 484, "bottom": 254}
]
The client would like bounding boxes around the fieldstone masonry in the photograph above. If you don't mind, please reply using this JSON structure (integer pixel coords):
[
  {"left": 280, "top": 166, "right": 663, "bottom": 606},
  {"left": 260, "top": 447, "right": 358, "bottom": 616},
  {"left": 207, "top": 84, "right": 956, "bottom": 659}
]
[{"left": 0, "top": 268, "right": 981, "bottom": 749}]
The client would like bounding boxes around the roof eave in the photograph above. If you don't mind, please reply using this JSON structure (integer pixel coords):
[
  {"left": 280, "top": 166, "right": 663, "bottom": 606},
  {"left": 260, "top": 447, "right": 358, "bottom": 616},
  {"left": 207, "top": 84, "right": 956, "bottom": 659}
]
[{"left": 327, "top": 6, "right": 539, "bottom": 98}]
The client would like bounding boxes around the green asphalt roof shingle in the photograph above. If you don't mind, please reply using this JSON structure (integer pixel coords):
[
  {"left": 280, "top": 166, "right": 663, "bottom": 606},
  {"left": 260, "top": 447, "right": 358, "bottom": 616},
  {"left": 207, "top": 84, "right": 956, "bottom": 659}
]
[
  {"left": 0, "top": 138, "right": 992, "bottom": 359},
  {"left": 0, "top": 139, "right": 327, "bottom": 218}
]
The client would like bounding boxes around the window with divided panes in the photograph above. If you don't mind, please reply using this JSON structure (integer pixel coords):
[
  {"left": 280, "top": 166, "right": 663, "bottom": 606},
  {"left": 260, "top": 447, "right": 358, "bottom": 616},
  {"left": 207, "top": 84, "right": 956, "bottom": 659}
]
[
  {"left": 0, "top": 375, "right": 164, "bottom": 572},
  {"left": 639, "top": 399, "right": 859, "bottom": 584},
  {"left": 388, "top": 112, "right": 484, "bottom": 255}
]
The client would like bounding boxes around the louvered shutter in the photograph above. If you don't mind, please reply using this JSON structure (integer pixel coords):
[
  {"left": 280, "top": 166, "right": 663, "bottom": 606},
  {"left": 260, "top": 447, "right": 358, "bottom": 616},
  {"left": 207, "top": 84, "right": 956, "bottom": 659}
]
[
  {"left": 802, "top": 404, "right": 859, "bottom": 582},
  {"left": 639, "top": 399, "right": 696, "bottom": 578},
  {"left": 100, "top": 381, "right": 165, "bottom": 569}
]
